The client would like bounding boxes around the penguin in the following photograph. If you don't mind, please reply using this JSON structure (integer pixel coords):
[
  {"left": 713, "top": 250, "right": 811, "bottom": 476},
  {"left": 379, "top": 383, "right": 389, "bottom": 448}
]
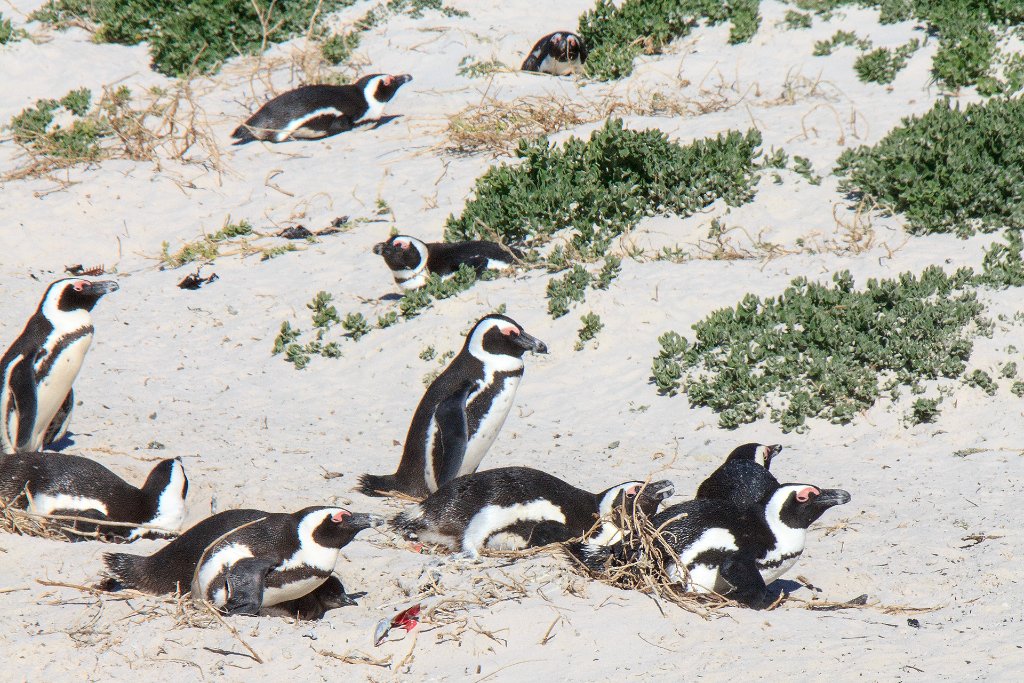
[
  {"left": 0, "top": 452, "right": 188, "bottom": 541},
  {"left": 372, "top": 234, "right": 519, "bottom": 291},
  {"left": 101, "top": 507, "right": 383, "bottom": 617},
  {"left": 695, "top": 443, "right": 782, "bottom": 510},
  {"left": 231, "top": 73, "right": 413, "bottom": 144},
  {"left": 358, "top": 314, "right": 547, "bottom": 498},
  {"left": 0, "top": 278, "right": 119, "bottom": 454},
  {"left": 521, "top": 32, "right": 588, "bottom": 75},
  {"left": 391, "top": 466, "right": 675, "bottom": 558},
  {"left": 569, "top": 483, "right": 851, "bottom": 609}
]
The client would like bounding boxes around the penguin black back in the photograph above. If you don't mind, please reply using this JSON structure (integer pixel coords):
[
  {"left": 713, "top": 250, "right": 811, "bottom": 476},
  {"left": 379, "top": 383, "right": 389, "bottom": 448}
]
[
  {"left": 231, "top": 74, "right": 412, "bottom": 144},
  {"left": 695, "top": 443, "right": 781, "bottom": 509},
  {"left": 372, "top": 234, "right": 519, "bottom": 290},
  {"left": 358, "top": 314, "right": 547, "bottom": 498}
]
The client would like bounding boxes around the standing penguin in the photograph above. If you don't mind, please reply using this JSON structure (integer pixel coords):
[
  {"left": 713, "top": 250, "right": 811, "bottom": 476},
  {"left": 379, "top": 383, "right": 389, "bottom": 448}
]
[
  {"left": 358, "top": 314, "right": 547, "bottom": 498},
  {"left": 695, "top": 443, "right": 782, "bottom": 509},
  {"left": 570, "top": 482, "right": 851, "bottom": 609},
  {"left": 521, "top": 32, "right": 588, "bottom": 75},
  {"left": 372, "top": 235, "right": 519, "bottom": 291},
  {"left": 391, "top": 466, "right": 675, "bottom": 558},
  {"left": 102, "top": 506, "right": 383, "bottom": 617},
  {"left": 0, "top": 278, "right": 119, "bottom": 454},
  {"left": 231, "top": 73, "right": 413, "bottom": 144},
  {"left": 0, "top": 452, "right": 188, "bottom": 541}
]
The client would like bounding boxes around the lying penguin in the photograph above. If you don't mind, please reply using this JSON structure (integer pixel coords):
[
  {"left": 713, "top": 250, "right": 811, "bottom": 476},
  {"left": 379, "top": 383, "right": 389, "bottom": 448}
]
[
  {"left": 521, "top": 32, "right": 588, "bottom": 75},
  {"left": 1, "top": 278, "right": 119, "bottom": 454},
  {"left": 570, "top": 479, "right": 851, "bottom": 609},
  {"left": 0, "top": 452, "right": 188, "bottom": 541},
  {"left": 102, "top": 506, "right": 383, "bottom": 618},
  {"left": 696, "top": 442, "right": 782, "bottom": 509},
  {"left": 391, "top": 466, "right": 675, "bottom": 558},
  {"left": 372, "top": 234, "right": 519, "bottom": 291},
  {"left": 231, "top": 73, "right": 412, "bottom": 144},
  {"left": 358, "top": 314, "right": 547, "bottom": 498}
]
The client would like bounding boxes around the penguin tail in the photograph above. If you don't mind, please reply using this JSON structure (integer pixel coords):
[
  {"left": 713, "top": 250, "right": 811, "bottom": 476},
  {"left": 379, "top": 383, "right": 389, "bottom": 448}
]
[
  {"left": 101, "top": 552, "right": 148, "bottom": 591},
  {"left": 357, "top": 473, "right": 399, "bottom": 498},
  {"left": 389, "top": 507, "right": 425, "bottom": 537},
  {"left": 564, "top": 542, "right": 615, "bottom": 574},
  {"left": 230, "top": 125, "right": 256, "bottom": 145}
]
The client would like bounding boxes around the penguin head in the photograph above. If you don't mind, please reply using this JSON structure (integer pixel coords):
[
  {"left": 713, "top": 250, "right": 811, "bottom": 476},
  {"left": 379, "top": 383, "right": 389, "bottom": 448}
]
[
  {"left": 598, "top": 480, "right": 675, "bottom": 520},
  {"left": 356, "top": 73, "right": 413, "bottom": 104},
  {"left": 301, "top": 507, "right": 386, "bottom": 550},
  {"left": 466, "top": 314, "right": 548, "bottom": 361},
  {"left": 139, "top": 457, "right": 189, "bottom": 537},
  {"left": 726, "top": 443, "right": 782, "bottom": 469},
  {"left": 373, "top": 234, "right": 426, "bottom": 271},
  {"left": 43, "top": 278, "right": 119, "bottom": 318},
  {"left": 769, "top": 484, "right": 851, "bottom": 530}
]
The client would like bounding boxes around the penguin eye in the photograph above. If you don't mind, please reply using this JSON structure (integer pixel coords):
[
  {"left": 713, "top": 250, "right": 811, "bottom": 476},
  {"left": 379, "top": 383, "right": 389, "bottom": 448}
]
[
  {"left": 501, "top": 326, "right": 519, "bottom": 337},
  {"left": 73, "top": 281, "right": 86, "bottom": 292},
  {"left": 626, "top": 485, "right": 640, "bottom": 497},
  {"left": 331, "top": 510, "right": 350, "bottom": 523},
  {"left": 383, "top": 75, "right": 393, "bottom": 86},
  {"left": 795, "top": 487, "right": 820, "bottom": 503}
]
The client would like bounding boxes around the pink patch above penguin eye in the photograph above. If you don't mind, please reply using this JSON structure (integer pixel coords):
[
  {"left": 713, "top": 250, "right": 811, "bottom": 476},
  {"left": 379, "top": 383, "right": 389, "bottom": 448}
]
[
  {"left": 73, "top": 281, "right": 85, "bottom": 292},
  {"left": 795, "top": 486, "right": 820, "bottom": 503},
  {"left": 627, "top": 485, "right": 640, "bottom": 496},
  {"left": 500, "top": 326, "right": 519, "bottom": 336},
  {"left": 384, "top": 75, "right": 393, "bottom": 86},
  {"left": 394, "top": 240, "right": 410, "bottom": 249},
  {"left": 332, "top": 510, "right": 351, "bottom": 523}
]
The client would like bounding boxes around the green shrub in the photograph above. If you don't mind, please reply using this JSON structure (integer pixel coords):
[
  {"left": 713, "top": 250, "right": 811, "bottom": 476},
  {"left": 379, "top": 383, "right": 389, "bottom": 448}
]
[
  {"left": 908, "top": 397, "right": 941, "bottom": 424},
  {"left": 812, "top": 29, "right": 868, "bottom": 56},
  {"left": 835, "top": 97, "right": 1024, "bottom": 236},
  {"left": 854, "top": 40, "right": 919, "bottom": 84},
  {"left": 783, "top": 10, "right": 812, "bottom": 29},
  {"left": 0, "top": 12, "right": 26, "bottom": 44},
  {"left": 579, "top": 0, "right": 762, "bottom": 81},
  {"left": 652, "top": 266, "right": 987, "bottom": 432},
  {"left": 547, "top": 266, "right": 592, "bottom": 318},
  {"left": 445, "top": 119, "right": 762, "bottom": 259},
  {"left": 575, "top": 312, "right": 604, "bottom": 351}
]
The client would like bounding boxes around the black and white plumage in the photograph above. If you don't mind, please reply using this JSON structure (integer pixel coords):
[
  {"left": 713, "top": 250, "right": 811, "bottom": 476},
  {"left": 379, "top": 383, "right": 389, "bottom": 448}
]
[
  {"left": 391, "top": 466, "right": 675, "bottom": 558},
  {"left": 102, "top": 507, "right": 383, "bottom": 617},
  {"left": 0, "top": 452, "right": 188, "bottom": 541},
  {"left": 695, "top": 443, "right": 782, "bottom": 510},
  {"left": 358, "top": 314, "right": 547, "bottom": 499},
  {"left": 231, "top": 73, "right": 412, "bottom": 144},
  {"left": 1, "top": 278, "right": 119, "bottom": 454},
  {"left": 521, "top": 32, "right": 588, "bottom": 75},
  {"left": 372, "top": 234, "right": 519, "bottom": 291},
  {"left": 570, "top": 483, "right": 851, "bottom": 609}
]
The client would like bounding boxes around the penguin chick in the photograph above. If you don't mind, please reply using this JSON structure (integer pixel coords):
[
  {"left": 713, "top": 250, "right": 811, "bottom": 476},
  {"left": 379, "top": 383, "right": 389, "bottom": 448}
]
[
  {"left": 231, "top": 73, "right": 412, "bottom": 144},
  {"left": 372, "top": 234, "right": 519, "bottom": 291},
  {"left": 358, "top": 314, "right": 547, "bottom": 499},
  {"left": 521, "top": 32, "right": 588, "bottom": 75},
  {"left": 390, "top": 466, "right": 675, "bottom": 559},
  {"left": 1, "top": 278, "right": 119, "bottom": 454},
  {"left": 696, "top": 443, "right": 782, "bottom": 510},
  {"left": 569, "top": 484, "right": 851, "bottom": 609},
  {"left": 0, "top": 452, "right": 188, "bottom": 541},
  {"left": 102, "top": 507, "right": 383, "bottom": 617}
]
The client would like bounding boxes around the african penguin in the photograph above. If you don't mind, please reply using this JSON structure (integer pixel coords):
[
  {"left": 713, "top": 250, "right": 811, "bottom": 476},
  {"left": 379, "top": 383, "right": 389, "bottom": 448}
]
[
  {"left": 358, "top": 314, "right": 547, "bottom": 498},
  {"left": 696, "top": 443, "right": 782, "bottom": 510},
  {"left": 231, "top": 73, "right": 412, "bottom": 144},
  {"left": 0, "top": 452, "right": 188, "bottom": 541},
  {"left": 521, "top": 32, "right": 588, "bottom": 75},
  {"left": 372, "top": 234, "right": 519, "bottom": 291},
  {"left": 390, "top": 466, "right": 675, "bottom": 559},
  {"left": 1, "top": 278, "right": 119, "bottom": 454},
  {"left": 101, "top": 507, "right": 383, "bottom": 617},
  {"left": 570, "top": 483, "right": 851, "bottom": 609}
]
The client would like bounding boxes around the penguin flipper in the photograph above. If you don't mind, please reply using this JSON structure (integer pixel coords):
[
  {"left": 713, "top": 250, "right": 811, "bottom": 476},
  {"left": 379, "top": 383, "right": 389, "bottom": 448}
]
[
  {"left": 43, "top": 389, "right": 73, "bottom": 449},
  {"left": 718, "top": 556, "right": 772, "bottom": 609},
  {"left": 462, "top": 254, "right": 490, "bottom": 275},
  {"left": 433, "top": 380, "right": 475, "bottom": 489},
  {"left": 224, "top": 557, "right": 276, "bottom": 616},
  {"left": 8, "top": 355, "right": 37, "bottom": 451},
  {"left": 528, "top": 520, "right": 574, "bottom": 547}
]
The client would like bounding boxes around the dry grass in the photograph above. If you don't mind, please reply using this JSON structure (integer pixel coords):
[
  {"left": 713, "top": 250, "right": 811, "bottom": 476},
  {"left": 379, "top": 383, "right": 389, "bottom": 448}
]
[{"left": 1, "top": 491, "right": 180, "bottom": 541}]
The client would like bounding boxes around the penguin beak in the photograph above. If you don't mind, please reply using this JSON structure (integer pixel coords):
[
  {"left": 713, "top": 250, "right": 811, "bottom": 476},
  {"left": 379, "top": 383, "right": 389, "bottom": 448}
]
[
  {"left": 339, "top": 512, "right": 386, "bottom": 530},
  {"left": 764, "top": 444, "right": 782, "bottom": 469},
  {"left": 372, "top": 242, "right": 387, "bottom": 255},
  {"left": 814, "top": 489, "right": 851, "bottom": 508},
  {"left": 86, "top": 280, "right": 119, "bottom": 297},
  {"left": 512, "top": 329, "right": 548, "bottom": 354},
  {"left": 646, "top": 480, "right": 675, "bottom": 502},
  {"left": 392, "top": 74, "right": 413, "bottom": 86}
]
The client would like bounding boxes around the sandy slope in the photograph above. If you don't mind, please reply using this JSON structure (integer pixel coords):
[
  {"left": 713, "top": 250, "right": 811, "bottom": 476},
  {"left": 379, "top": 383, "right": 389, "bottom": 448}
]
[{"left": 0, "top": 1, "right": 1021, "bottom": 681}]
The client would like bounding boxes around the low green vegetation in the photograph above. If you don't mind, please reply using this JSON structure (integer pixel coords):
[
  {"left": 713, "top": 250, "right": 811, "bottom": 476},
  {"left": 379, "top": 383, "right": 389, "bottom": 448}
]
[
  {"left": 546, "top": 256, "right": 621, "bottom": 318},
  {"left": 445, "top": 119, "right": 763, "bottom": 259},
  {"left": 457, "top": 57, "right": 507, "bottom": 78},
  {"left": 575, "top": 312, "right": 604, "bottom": 351},
  {"left": 8, "top": 88, "right": 113, "bottom": 166},
  {"left": 578, "top": 0, "right": 762, "bottom": 81},
  {"left": 835, "top": 97, "right": 1024, "bottom": 237},
  {"left": 813, "top": 30, "right": 870, "bottom": 56},
  {"left": 854, "top": 40, "right": 919, "bottom": 84},
  {"left": 161, "top": 220, "right": 254, "bottom": 268},
  {"left": 652, "top": 234, "right": 1024, "bottom": 431},
  {"left": 1, "top": 12, "right": 27, "bottom": 43},
  {"left": 273, "top": 293, "right": 343, "bottom": 369}
]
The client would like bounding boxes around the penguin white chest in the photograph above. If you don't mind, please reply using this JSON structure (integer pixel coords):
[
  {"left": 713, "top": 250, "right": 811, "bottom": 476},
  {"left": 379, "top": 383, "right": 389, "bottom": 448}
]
[
  {"left": 461, "top": 375, "right": 521, "bottom": 477},
  {"left": 32, "top": 332, "right": 92, "bottom": 448}
]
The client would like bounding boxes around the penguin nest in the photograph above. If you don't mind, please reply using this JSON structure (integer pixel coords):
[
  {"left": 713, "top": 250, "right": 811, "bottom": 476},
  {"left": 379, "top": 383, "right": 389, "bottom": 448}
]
[
  {"left": 569, "top": 508, "right": 734, "bottom": 619},
  {"left": 0, "top": 494, "right": 68, "bottom": 541}
]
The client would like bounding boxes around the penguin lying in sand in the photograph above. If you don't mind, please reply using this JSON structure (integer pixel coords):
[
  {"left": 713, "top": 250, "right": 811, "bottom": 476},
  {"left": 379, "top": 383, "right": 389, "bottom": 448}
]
[
  {"left": 231, "top": 73, "right": 412, "bottom": 144},
  {"left": 358, "top": 314, "right": 547, "bottom": 499},
  {"left": 569, "top": 479, "right": 850, "bottom": 609},
  {"left": 522, "top": 32, "right": 588, "bottom": 75},
  {"left": 1, "top": 278, "right": 119, "bottom": 454},
  {"left": 0, "top": 452, "right": 188, "bottom": 541},
  {"left": 372, "top": 234, "right": 520, "bottom": 291},
  {"left": 391, "top": 466, "right": 675, "bottom": 558},
  {"left": 102, "top": 507, "right": 383, "bottom": 618}
]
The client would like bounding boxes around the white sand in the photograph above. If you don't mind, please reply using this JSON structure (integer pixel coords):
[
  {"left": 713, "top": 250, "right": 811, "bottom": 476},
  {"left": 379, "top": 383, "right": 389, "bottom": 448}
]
[{"left": 0, "top": 1, "right": 1020, "bottom": 680}]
